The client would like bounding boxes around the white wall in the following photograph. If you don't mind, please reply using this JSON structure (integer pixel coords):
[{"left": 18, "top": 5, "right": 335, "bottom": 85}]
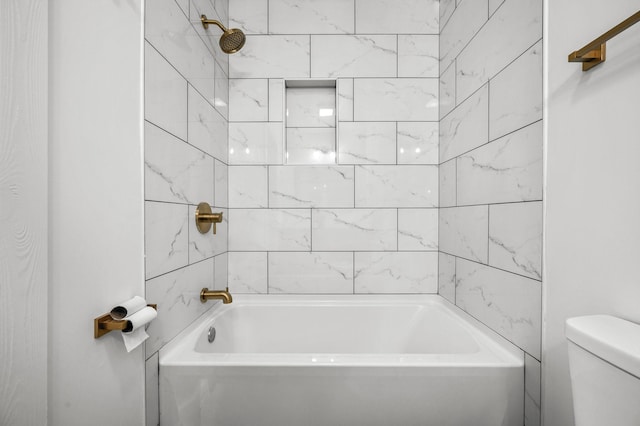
[
  {"left": 0, "top": 0, "right": 48, "bottom": 424},
  {"left": 543, "top": 2, "right": 640, "bottom": 425},
  {"left": 49, "top": 0, "right": 145, "bottom": 424}
]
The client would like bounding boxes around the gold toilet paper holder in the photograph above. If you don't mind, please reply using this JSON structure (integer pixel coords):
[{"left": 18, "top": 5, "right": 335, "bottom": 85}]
[{"left": 94, "top": 304, "right": 157, "bottom": 339}]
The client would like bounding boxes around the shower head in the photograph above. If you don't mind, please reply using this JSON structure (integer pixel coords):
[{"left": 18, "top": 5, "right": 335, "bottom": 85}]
[{"left": 200, "top": 15, "right": 246, "bottom": 54}]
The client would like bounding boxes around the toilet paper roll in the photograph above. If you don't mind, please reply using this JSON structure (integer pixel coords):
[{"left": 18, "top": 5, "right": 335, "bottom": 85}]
[
  {"left": 120, "top": 306, "right": 158, "bottom": 352},
  {"left": 110, "top": 296, "right": 147, "bottom": 320}
]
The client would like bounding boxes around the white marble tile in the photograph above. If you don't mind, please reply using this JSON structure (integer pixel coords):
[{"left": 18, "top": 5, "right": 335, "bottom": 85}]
[
  {"left": 228, "top": 252, "right": 267, "bottom": 293},
  {"left": 312, "top": 209, "right": 397, "bottom": 251},
  {"left": 489, "top": 0, "right": 506, "bottom": 16},
  {"left": 144, "top": 42, "right": 187, "bottom": 140},
  {"left": 229, "top": 35, "right": 310, "bottom": 78},
  {"left": 145, "top": 353, "right": 159, "bottom": 426},
  {"left": 214, "top": 160, "right": 228, "bottom": 208},
  {"left": 189, "top": 206, "right": 228, "bottom": 262},
  {"left": 355, "top": 252, "right": 438, "bottom": 294},
  {"left": 355, "top": 165, "right": 438, "bottom": 208},
  {"left": 457, "top": 121, "right": 543, "bottom": 205},
  {"left": 269, "top": 166, "right": 354, "bottom": 208},
  {"left": 489, "top": 202, "right": 542, "bottom": 280},
  {"left": 438, "top": 252, "right": 456, "bottom": 304},
  {"left": 397, "top": 122, "right": 438, "bottom": 164},
  {"left": 213, "top": 61, "right": 229, "bottom": 120},
  {"left": 229, "top": 122, "right": 284, "bottom": 164},
  {"left": 398, "top": 35, "right": 438, "bottom": 77},
  {"left": 174, "top": 0, "right": 189, "bottom": 16},
  {"left": 439, "top": 206, "right": 488, "bottom": 263},
  {"left": 311, "top": 35, "right": 397, "bottom": 78},
  {"left": 229, "top": 209, "right": 311, "bottom": 251},
  {"left": 229, "top": 0, "right": 268, "bottom": 34},
  {"left": 439, "top": 159, "right": 456, "bottom": 208},
  {"left": 439, "top": 0, "right": 488, "bottom": 72},
  {"left": 398, "top": 209, "right": 438, "bottom": 251},
  {"left": 190, "top": 0, "right": 223, "bottom": 23},
  {"left": 455, "top": 258, "right": 542, "bottom": 358},
  {"left": 286, "top": 128, "right": 336, "bottom": 164},
  {"left": 146, "top": 0, "right": 217, "bottom": 101},
  {"left": 228, "top": 166, "right": 268, "bottom": 208},
  {"left": 145, "top": 121, "right": 214, "bottom": 205},
  {"left": 490, "top": 40, "right": 543, "bottom": 140},
  {"left": 269, "top": 79, "right": 284, "bottom": 122},
  {"left": 354, "top": 78, "right": 438, "bottom": 121},
  {"left": 269, "top": 252, "right": 354, "bottom": 294},
  {"left": 229, "top": 79, "right": 268, "bottom": 121},
  {"left": 525, "top": 353, "right": 542, "bottom": 426},
  {"left": 338, "top": 122, "right": 396, "bottom": 164},
  {"left": 440, "top": 84, "right": 488, "bottom": 163},
  {"left": 439, "top": 0, "right": 456, "bottom": 29},
  {"left": 214, "top": 252, "right": 228, "bottom": 290},
  {"left": 439, "top": 60, "right": 456, "bottom": 119},
  {"left": 337, "top": 78, "right": 354, "bottom": 121},
  {"left": 355, "top": 0, "right": 439, "bottom": 34},
  {"left": 145, "top": 201, "right": 189, "bottom": 279},
  {"left": 269, "top": 0, "right": 355, "bottom": 34},
  {"left": 145, "top": 258, "right": 214, "bottom": 356},
  {"left": 456, "top": 0, "right": 542, "bottom": 102},
  {"left": 188, "top": 85, "right": 228, "bottom": 162},
  {"left": 286, "top": 87, "right": 336, "bottom": 127}
]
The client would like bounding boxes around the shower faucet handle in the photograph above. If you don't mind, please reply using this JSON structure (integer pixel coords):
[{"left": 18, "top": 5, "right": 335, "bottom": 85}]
[{"left": 195, "top": 202, "right": 223, "bottom": 234}]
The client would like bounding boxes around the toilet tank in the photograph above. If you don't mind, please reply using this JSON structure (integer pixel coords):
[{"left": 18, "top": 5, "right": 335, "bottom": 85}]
[{"left": 566, "top": 315, "right": 640, "bottom": 426}]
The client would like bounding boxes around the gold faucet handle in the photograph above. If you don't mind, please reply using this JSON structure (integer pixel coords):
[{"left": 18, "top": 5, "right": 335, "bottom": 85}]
[{"left": 195, "top": 202, "right": 223, "bottom": 234}]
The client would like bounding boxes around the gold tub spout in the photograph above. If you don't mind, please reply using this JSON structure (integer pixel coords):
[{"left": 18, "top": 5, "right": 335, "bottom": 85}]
[{"left": 200, "top": 287, "right": 233, "bottom": 304}]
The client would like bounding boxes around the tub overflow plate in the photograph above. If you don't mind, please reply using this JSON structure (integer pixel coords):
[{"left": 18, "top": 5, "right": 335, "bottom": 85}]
[{"left": 208, "top": 326, "right": 216, "bottom": 343}]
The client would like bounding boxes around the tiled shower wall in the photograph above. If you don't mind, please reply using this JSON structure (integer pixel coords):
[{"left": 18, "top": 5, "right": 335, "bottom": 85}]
[
  {"left": 143, "top": 0, "right": 230, "bottom": 424},
  {"left": 227, "top": 0, "right": 440, "bottom": 294},
  {"left": 438, "top": 0, "right": 543, "bottom": 425}
]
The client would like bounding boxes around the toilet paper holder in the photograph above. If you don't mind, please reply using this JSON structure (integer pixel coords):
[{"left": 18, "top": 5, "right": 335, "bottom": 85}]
[{"left": 94, "top": 304, "right": 157, "bottom": 338}]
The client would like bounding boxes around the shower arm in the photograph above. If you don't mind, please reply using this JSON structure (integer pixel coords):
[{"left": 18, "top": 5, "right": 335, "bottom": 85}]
[{"left": 200, "top": 15, "right": 228, "bottom": 32}]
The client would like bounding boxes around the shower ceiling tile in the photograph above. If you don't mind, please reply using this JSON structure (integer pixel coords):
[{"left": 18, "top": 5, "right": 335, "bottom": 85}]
[
  {"left": 230, "top": 0, "right": 268, "bottom": 35},
  {"left": 354, "top": 252, "right": 438, "bottom": 294},
  {"left": 355, "top": 165, "right": 438, "bottom": 208},
  {"left": 269, "top": 166, "right": 354, "bottom": 208},
  {"left": 398, "top": 35, "right": 438, "bottom": 78},
  {"left": 353, "top": 78, "right": 438, "bottom": 121},
  {"left": 145, "top": 201, "right": 189, "bottom": 280},
  {"left": 229, "top": 79, "right": 268, "bottom": 121},
  {"left": 229, "top": 209, "right": 311, "bottom": 251},
  {"left": 229, "top": 123, "right": 284, "bottom": 165},
  {"left": 457, "top": 121, "right": 543, "bottom": 205},
  {"left": 397, "top": 122, "right": 438, "bottom": 164},
  {"left": 229, "top": 252, "right": 268, "bottom": 294},
  {"left": 188, "top": 85, "right": 228, "bottom": 161},
  {"left": 439, "top": 205, "right": 488, "bottom": 263},
  {"left": 229, "top": 166, "right": 268, "bottom": 208},
  {"left": 398, "top": 208, "right": 438, "bottom": 251},
  {"left": 312, "top": 209, "right": 397, "bottom": 251},
  {"left": 229, "top": 35, "right": 310, "bottom": 78},
  {"left": 269, "top": 0, "right": 354, "bottom": 34},
  {"left": 355, "top": 0, "right": 438, "bottom": 34},
  {"left": 269, "top": 252, "right": 354, "bottom": 294},
  {"left": 145, "top": 122, "right": 214, "bottom": 205},
  {"left": 455, "top": 258, "right": 542, "bottom": 358},
  {"left": 311, "top": 35, "right": 397, "bottom": 78},
  {"left": 338, "top": 122, "right": 396, "bottom": 164}
]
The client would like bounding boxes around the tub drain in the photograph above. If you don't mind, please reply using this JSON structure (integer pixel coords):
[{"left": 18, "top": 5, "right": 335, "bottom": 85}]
[{"left": 207, "top": 326, "right": 216, "bottom": 343}]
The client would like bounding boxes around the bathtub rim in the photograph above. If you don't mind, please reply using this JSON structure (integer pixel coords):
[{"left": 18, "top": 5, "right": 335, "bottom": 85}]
[{"left": 159, "top": 294, "right": 524, "bottom": 368}]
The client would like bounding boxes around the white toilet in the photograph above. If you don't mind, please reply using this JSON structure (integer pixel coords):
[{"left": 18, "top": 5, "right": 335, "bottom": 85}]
[{"left": 566, "top": 315, "right": 640, "bottom": 426}]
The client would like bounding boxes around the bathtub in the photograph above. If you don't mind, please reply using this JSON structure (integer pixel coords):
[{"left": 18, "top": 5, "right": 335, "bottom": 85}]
[{"left": 159, "top": 295, "right": 523, "bottom": 426}]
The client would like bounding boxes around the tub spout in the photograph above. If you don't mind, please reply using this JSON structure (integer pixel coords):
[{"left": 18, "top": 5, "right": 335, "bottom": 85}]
[{"left": 200, "top": 287, "right": 233, "bottom": 304}]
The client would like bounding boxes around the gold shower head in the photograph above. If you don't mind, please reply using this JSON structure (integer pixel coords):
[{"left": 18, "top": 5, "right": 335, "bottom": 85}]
[{"left": 200, "top": 15, "right": 246, "bottom": 54}]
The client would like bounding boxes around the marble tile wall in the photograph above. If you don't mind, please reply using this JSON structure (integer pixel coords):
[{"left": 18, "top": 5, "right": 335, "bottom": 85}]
[
  {"left": 438, "top": 1, "right": 543, "bottom": 425},
  {"left": 144, "top": 1, "right": 229, "bottom": 423},
  {"left": 227, "top": 0, "right": 439, "bottom": 295}
]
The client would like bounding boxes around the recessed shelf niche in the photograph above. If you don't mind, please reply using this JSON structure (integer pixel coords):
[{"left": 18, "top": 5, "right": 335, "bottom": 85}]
[{"left": 284, "top": 79, "right": 337, "bottom": 164}]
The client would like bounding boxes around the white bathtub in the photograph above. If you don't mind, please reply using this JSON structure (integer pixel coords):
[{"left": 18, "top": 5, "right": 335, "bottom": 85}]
[{"left": 159, "top": 295, "right": 523, "bottom": 426}]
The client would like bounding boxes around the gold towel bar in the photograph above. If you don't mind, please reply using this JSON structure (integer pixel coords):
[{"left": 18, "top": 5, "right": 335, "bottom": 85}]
[
  {"left": 94, "top": 304, "right": 157, "bottom": 339},
  {"left": 568, "top": 10, "right": 640, "bottom": 71}
]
